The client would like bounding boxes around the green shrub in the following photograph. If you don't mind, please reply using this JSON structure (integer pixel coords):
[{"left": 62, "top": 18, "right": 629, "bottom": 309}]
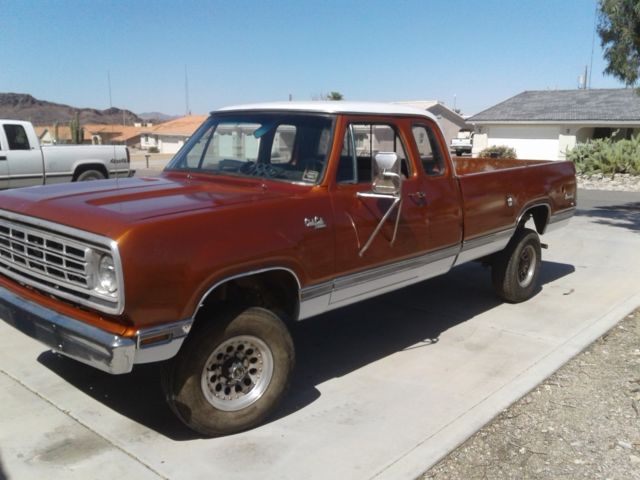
[
  {"left": 478, "top": 145, "right": 517, "bottom": 159},
  {"left": 566, "top": 136, "right": 640, "bottom": 175},
  {"left": 147, "top": 146, "right": 159, "bottom": 154}
]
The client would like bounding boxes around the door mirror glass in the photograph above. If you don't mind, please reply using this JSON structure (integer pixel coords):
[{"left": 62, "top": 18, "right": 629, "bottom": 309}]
[{"left": 372, "top": 152, "right": 401, "bottom": 196}]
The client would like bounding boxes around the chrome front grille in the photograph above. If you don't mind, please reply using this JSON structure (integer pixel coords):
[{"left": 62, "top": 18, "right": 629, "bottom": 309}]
[
  {"left": 0, "top": 222, "right": 91, "bottom": 288},
  {"left": 0, "top": 212, "right": 123, "bottom": 315}
]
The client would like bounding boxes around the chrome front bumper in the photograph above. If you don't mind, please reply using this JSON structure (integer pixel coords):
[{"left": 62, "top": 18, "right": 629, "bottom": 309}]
[{"left": 0, "top": 285, "right": 191, "bottom": 374}]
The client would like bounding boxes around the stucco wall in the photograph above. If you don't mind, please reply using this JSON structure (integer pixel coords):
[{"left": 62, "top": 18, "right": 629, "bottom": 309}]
[
  {"left": 485, "top": 125, "right": 561, "bottom": 160},
  {"left": 158, "top": 135, "right": 186, "bottom": 154}
]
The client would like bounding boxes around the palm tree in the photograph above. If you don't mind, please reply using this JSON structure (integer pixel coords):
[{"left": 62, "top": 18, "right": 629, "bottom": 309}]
[{"left": 326, "top": 91, "right": 344, "bottom": 101}]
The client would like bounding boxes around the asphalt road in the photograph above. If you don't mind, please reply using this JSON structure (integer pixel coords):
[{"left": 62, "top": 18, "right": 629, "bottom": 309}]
[{"left": 576, "top": 188, "right": 640, "bottom": 211}]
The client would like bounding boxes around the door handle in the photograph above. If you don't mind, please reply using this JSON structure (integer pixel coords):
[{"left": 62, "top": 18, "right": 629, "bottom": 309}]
[
  {"left": 409, "top": 191, "right": 427, "bottom": 204},
  {"left": 0, "top": 156, "right": 6, "bottom": 161}
]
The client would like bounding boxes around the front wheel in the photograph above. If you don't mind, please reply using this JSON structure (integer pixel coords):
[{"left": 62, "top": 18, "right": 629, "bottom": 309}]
[
  {"left": 161, "top": 306, "right": 295, "bottom": 436},
  {"left": 492, "top": 228, "right": 542, "bottom": 303}
]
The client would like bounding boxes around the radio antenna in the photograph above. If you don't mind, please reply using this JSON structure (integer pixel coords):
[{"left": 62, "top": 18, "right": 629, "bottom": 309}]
[{"left": 107, "top": 71, "right": 121, "bottom": 190}]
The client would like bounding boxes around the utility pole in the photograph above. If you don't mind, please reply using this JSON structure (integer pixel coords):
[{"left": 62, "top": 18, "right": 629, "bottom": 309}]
[
  {"left": 107, "top": 71, "right": 113, "bottom": 108},
  {"left": 185, "top": 65, "right": 191, "bottom": 115}
]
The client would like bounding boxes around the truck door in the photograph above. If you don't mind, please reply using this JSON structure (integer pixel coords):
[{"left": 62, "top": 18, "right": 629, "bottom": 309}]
[
  {"left": 410, "top": 122, "right": 464, "bottom": 252},
  {"left": 2, "top": 123, "right": 44, "bottom": 188},
  {"left": 329, "top": 117, "right": 436, "bottom": 305}
]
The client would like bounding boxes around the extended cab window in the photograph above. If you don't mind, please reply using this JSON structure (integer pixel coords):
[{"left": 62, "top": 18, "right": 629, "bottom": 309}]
[
  {"left": 3, "top": 124, "right": 31, "bottom": 150},
  {"left": 412, "top": 125, "right": 445, "bottom": 176},
  {"left": 337, "top": 123, "right": 410, "bottom": 183},
  {"left": 167, "top": 114, "right": 333, "bottom": 184}
]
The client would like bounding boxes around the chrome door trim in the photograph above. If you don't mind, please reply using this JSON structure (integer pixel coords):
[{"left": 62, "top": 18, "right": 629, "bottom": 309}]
[{"left": 299, "top": 245, "right": 460, "bottom": 320}]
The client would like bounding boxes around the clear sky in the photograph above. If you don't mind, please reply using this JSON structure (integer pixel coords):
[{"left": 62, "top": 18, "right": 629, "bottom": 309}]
[{"left": 0, "top": 0, "right": 626, "bottom": 117}]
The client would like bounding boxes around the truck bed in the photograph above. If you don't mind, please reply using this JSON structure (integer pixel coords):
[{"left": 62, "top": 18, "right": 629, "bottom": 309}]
[
  {"left": 452, "top": 156, "right": 576, "bottom": 246},
  {"left": 452, "top": 157, "right": 551, "bottom": 175}
]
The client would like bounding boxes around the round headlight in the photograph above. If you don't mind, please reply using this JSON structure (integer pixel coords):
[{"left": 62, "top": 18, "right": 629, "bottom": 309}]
[{"left": 98, "top": 255, "right": 117, "bottom": 294}]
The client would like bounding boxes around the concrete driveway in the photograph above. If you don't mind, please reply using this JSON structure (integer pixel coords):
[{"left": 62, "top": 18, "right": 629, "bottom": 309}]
[{"left": 0, "top": 190, "right": 638, "bottom": 480}]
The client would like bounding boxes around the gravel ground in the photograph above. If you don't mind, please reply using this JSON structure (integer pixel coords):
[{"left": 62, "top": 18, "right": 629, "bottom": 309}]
[
  {"left": 422, "top": 308, "right": 640, "bottom": 480},
  {"left": 577, "top": 173, "right": 640, "bottom": 192}
]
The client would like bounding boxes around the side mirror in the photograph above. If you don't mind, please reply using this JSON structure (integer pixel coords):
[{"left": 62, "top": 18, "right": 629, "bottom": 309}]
[{"left": 372, "top": 152, "right": 402, "bottom": 196}]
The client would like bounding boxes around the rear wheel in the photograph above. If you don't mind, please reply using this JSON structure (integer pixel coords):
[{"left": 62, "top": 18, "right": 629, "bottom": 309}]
[
  {"left": 492, "top": 228, "right": 541, "bottom": 303},
  {"left": 161, "top": 306, "right": 294, "bottom": 436},
  {"left": 76, "top": 169, "right": 106, "bottom": 181}
]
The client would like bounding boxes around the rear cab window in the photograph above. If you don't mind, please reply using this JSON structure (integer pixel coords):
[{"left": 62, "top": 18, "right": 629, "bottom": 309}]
[
  {"left": 3, "top": 124, "right": 31, "bottom": 150},
  {"left": 411, "top": 124, "right": 446, "bottom": 176}
]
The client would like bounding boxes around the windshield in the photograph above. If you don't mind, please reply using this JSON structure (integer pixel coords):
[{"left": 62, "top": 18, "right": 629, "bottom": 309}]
[{"left": 166, "top": 113, "right": 334, "bottom": 184}]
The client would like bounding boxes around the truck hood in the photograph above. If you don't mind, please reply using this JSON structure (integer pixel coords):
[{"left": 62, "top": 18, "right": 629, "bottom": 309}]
[{"left": 0, "top": 174, "right": 286, "bottom": 239}]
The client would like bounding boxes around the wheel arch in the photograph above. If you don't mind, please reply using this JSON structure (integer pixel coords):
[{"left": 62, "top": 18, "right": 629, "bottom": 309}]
[
  {"left": 72, "top": 162, "right": 109, "bottom": 181},
  {"left": 516, "top": 202, "right": 551, "bottom": 235},
  {"left": 192, "top": 267, "right": 302, "bottom": 329}
]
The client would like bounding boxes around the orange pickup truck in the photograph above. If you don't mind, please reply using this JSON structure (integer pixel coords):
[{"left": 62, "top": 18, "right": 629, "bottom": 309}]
[{"left": 0, "top": 102, "right": 576, "bottom": 435}]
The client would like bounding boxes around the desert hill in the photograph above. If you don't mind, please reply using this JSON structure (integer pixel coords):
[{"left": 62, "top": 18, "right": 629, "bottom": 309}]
[{"left": 0, "top": 93, "right": 143, "bottom": 125}]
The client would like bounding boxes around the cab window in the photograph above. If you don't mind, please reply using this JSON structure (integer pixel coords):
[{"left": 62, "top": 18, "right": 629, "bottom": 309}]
[
  {"left": 337, "top": 123, "right": 410, "bottom": 184},
  {"left": 412, "top": 124, "right": 445, "bottom": 176},
  {"left": 3, "top": 124, "right": 31, "bottom": 150}
]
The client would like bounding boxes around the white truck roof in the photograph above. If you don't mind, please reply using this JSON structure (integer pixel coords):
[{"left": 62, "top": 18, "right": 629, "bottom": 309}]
[{"left": 215, "top": 101, "right": 440, "bottom": 123}]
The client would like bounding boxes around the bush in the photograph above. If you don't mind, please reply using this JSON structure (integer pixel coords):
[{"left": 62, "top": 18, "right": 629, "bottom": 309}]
[
  {"left": 147, "top": 146, "right": 159, "bottom": 154},
  {"left": 566, "top": 136, "right": 640, "bottom": 175},
  {"left": 478, "top": 145, "right": 517, "bottom": 159}
]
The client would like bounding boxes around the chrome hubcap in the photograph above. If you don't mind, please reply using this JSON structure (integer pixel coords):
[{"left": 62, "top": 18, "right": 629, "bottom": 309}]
[
  {"left": 517, "top": 244, "right": 536, "bottom": 288},
  {"left": 201, "top": 335, "right": 273, "bottom": 412}
]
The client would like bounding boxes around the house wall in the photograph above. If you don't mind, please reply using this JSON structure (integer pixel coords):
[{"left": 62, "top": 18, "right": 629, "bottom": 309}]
[
  {"left": 158, "top": 135, "right": 186, "bottom": 154},
  {"left": 472, "top": 123, "right": 640, "bottom": 160},
  {"left": 140, "top": 133, "right": 158, "bottom": 150},
  {"left": 484, "top": 125, "right": 560, "bottom": 160}
]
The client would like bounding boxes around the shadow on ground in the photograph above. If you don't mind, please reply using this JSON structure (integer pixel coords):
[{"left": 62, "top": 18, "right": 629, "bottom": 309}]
[
  {"left": 0, "top": 450, "right": 7, "bottom": 480},
  {"left": 576, "top": 201, "right": 640, "bottom": 233},
  {"left": 38, "top": 261, "right": 574, "bottom": 440}
]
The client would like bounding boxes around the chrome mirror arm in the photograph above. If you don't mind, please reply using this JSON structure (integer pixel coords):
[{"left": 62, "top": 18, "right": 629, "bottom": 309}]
[{"left": 356, "top": 172, "right": 403, "bottom": 257}]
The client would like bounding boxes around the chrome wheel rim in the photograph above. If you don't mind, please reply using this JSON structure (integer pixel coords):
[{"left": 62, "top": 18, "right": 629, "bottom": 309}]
[
  {"left": 517, "top": 245, "right": 536, "bottom": 288},
  {"left": 201, "top": 335, "right": 274, "bottom": 412}
]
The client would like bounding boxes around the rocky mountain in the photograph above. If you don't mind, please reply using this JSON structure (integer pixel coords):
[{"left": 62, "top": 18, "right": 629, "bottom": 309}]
[
  {"left": 0, "top": 93, "right": 143, "bottom": 125},
  {"left": 138, "top": 111, "right": 178, "bottom": 122}
]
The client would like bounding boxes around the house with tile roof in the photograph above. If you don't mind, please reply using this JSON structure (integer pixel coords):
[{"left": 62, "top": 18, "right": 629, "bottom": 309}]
[
  {"left": 36, "top": 124, "right": 145, "bottom": 146},
  {"left": 468, "top": 89, "right": 640, "bottom": 160},
  {"left": 83, "top": 124, "right": 144, "bottom": 146},
  {"left": 36, "top": 125, "right": 93, "bottom": 144},
  {"left": 141, "top": 115, "right": 208, "bottom": 153}
]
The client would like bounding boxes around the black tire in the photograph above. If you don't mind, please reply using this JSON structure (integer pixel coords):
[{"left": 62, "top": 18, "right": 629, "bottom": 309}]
[
  {"left": 161, "top": 306, "right": 295, "bottom": 436},
  {"left": 76, "top": 169, "right": 106, "bottom": 181},
  {"left": 455, "top": 150, "right": 462, "bottom": 157},
  {"left": 492, "top": 228, "right": 542, "bottom": 303}
]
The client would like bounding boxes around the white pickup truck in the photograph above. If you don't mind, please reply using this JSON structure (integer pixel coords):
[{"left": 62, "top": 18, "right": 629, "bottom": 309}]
[
  {"left": 450, "top": 129, "right": 474, "bottom": 156},
  {"left": 0, "top": 120, "right": 133, "bottom": 189}
]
